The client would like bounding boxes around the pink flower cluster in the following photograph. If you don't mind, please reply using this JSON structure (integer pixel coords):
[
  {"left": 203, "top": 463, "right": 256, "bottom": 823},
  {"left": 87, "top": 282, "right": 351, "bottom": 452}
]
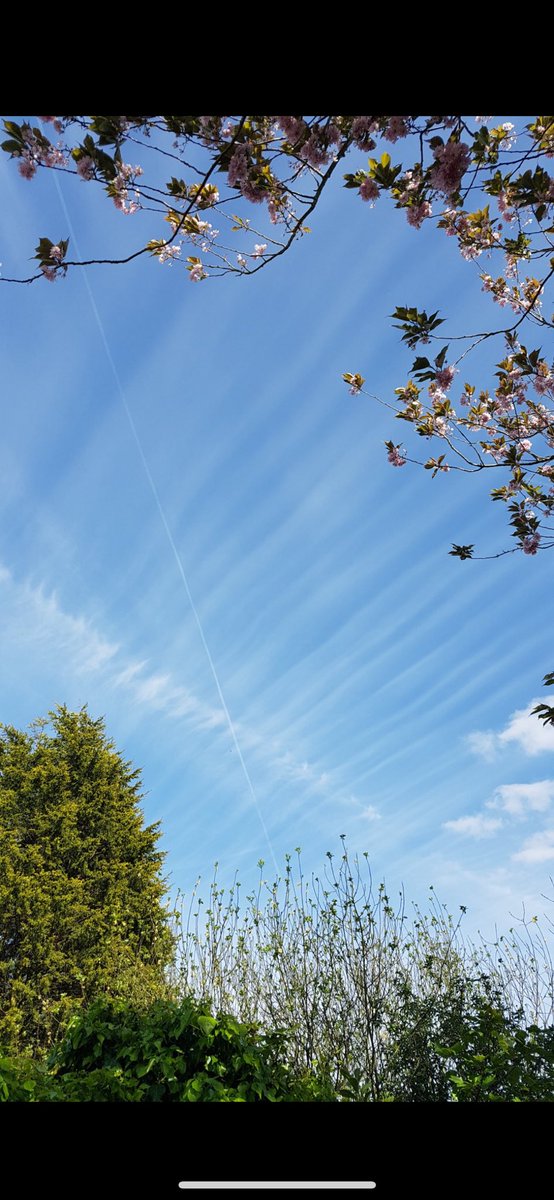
[
  {"left": 157, "top": 242, "right": 181, "bottom": 264},
  {"left": 430, "top": 141, "right": 471, "bottom": 196},
  {"left": 227, "top": 144, "right": 267, "bottom": 203},
  {"left": 18, "top": 125, "right": 67, "bottom": 179},
  {"left": 435, "top": 365, "right": 456, "bottom": 391},
  {"left": 227, "top": 145, "right": 249, "bottom": 188},
  {"left": 407, "top": 201, "right": 432, "bottom": 228},
  {"left": 534, "top": 366, "right": 554, "bottom": 397},
  {"left": 188, "top": 261, "right": 205, "bottom": 282},
  {"left": 197, "top": 116, "right": 222, "bottom": 144},
  {"left": 384, "top": 117, "right": 409, "bottom": 143},
  {"left": 522, "top": 533, "right": 541, "bottom": 554},
  {"left": 39, "top": 116, "right": 63, "bottom": 134},
  {"left": 277, "top": 116, "right": 306, "bottom": 145},
  {"left": 350, "top": 117, "right": 378, "bottom": 150},
  {"left": 298, "top": 125, "right": 340, "bottom": 171},
  {"left": 387, "top": 445, "right": 407, "bottom": 466},
  {"left": 111, "top": 163, "right": 143, "bottom": 215},
  {"left": 76, "top": 155, "right": 95, "bottom": 181},
  {"left": 497, "top": 191, "right": 516, "bottom": 222},
  {"left": 359, "top": 177, "right": 379, "bottom": 203}
]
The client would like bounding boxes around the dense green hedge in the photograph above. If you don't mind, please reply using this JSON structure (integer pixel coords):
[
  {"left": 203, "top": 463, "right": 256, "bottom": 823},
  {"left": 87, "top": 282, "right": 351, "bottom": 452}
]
[
  {"left": 0, "top": 996, "right": 334, "bottom": 1102},
  {"left": 2, "top": 990, "right": 553, "bottom": 1102}
]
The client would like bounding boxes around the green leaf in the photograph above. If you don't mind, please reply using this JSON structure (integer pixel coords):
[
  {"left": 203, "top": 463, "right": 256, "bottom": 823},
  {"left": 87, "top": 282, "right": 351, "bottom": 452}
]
[{"left": 197, "top": 1015, "right": 217, "bottom": 1035}]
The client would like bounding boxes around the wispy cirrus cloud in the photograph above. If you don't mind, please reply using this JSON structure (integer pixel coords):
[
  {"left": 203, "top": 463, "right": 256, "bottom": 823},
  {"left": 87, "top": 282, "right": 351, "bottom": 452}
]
[
  {"left": 1, "top": 564, "right": 119, "bottom": 675},
  {"left": 0, "top": 561, "right": 357, "bottom": 811}
]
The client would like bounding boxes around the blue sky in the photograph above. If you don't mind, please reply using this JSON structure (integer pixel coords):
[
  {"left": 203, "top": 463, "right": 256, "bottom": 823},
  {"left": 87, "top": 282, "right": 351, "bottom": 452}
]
[{"left": 1, "top": 117, "right": 553, "bottom": 944}]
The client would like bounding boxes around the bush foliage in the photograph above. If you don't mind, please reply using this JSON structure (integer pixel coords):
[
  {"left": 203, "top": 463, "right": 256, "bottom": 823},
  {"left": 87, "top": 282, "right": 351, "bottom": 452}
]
[{"left": 0, "top": 996, "right": 333, "bottom": 1102}]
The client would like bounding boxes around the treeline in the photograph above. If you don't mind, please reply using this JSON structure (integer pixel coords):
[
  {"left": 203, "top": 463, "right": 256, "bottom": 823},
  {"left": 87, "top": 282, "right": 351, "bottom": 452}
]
[{"left": 1, "top": 708, "right": 553, "bottom": 1101}]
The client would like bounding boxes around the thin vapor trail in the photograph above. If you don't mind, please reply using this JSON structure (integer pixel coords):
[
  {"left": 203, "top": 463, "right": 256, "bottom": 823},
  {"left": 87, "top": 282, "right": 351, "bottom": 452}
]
[{"left": 49, "top": 162, "right": 279, "bottom": 874}]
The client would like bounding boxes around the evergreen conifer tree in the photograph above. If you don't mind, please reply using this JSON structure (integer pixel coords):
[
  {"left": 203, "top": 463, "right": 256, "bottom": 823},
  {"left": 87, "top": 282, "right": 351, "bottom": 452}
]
[{"left": 0, "top": 706, "right": 174, "bottom": 1054}]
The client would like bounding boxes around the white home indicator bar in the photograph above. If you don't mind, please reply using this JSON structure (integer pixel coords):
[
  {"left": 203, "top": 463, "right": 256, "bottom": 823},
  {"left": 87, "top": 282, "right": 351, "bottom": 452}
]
[{"left": 178, "top": 1185, "right": 376, "bottom": 1191}]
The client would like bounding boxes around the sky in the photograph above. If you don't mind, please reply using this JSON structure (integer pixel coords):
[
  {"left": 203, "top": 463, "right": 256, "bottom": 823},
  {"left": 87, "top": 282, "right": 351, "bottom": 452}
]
[{"left": 1, "top": 116, "right": 553, "bottom": 949}]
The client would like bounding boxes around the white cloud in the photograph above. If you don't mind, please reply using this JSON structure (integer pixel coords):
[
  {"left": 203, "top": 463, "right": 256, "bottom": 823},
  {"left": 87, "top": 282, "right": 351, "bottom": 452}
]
[
  {"left": 467, "top": 701, "right": 554, "bottom": 761},
  {"left": 466, "top": 730, "right": 498, "bottom": 762},
  {"left": 498, "top": 702, "right": 554, "bottom": 756},
  {"left": 443, "top": 814, "right": 503, "bottom": 839},
  {"left": 358, "top": 804, "right": 381, "bottom": 822},
  {"left": 489, "top": 780, "right": 554, "bottom": 817},
  {"left": 274, "top": 752, "right": 331, "bottom": 792},
  {"left": 513, "top": 828, "right": 554, "bottom": 864}
]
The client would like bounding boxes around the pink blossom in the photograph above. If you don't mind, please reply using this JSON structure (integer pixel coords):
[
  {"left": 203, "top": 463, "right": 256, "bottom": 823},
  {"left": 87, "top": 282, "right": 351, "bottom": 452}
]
[
  {"left": 228, "top": 145, "right": 249, "bottom": 188},
  {"left": 497, "top": 191, "right": 515, "bottom": 222},
  {"left": 18, "top": 156, "right": 36, "bottom": 179},
  {"left": 277, "top": 116, "right": 306, "bottom": 144},
  {"left": 157, "top": 242, "right": 181, "bottom": 264},
  {"left": 397, "top": 170, "right": 419, "bottom": 202},
  {"left": 240, "top": 177, "right": 266, "bottom": 204},
  {"left": 534, "top": 370, "right": 554, "bottom": 397},
  {"left": 43, "top": 146, "right": 67, "bottom": 168},
  {"left": 522, "top": 533, "right": 541, "bottom": 555},
  {"left": 429, "top": 383, "right": 447, "bottom": 405},
  {"left": 39, "top": 115, "right": 63, "bottom": 133},
  {"left": 198, "top": 115, "right": 221, "bottom": 143},
  {"left": 350, "top": 116, "right": 377, "bottom": 150},
  {"left": 387, "top": 445, "right": 406, "bottom": 466},
  {"left": 111, "top": 166, "right": 141, "bottom": 214},
  {"left": 41, "top": 265, "right": 57, "bottom": 282},
  {"left": 189, "top": 262, "right": 205, "bottom": 282},
  {"left": 49, "top": 245, "right": 63, "bottom": 263},
  {"left": 267, "top": 198, "right": 281, "bottom": 224},
  {"left": 435, "top": 365, "right": 456, "bottom": 390},
  {"left": 430, "top": 141, "right": 471, "bottom": 196},
  {"left": 384, "top": 116, "right": 408, "bottom": 143},
  {"left": 252, "top": 244, "right": 267, "bottom": 258},
  {"left": 76, "top": 155, "right": 95, "bottom": 181},
  {"left": 406, "top": 201, "right": 432, "bottom": 228},
  {"left": 299, "top": 130, "right": 330, "bottom": 169},
  {"left": 118, "top": 162, "right": 143, "bottom": 181},
  {"left": 359, "top": 177, "right": 379, "bottom": 203}
]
